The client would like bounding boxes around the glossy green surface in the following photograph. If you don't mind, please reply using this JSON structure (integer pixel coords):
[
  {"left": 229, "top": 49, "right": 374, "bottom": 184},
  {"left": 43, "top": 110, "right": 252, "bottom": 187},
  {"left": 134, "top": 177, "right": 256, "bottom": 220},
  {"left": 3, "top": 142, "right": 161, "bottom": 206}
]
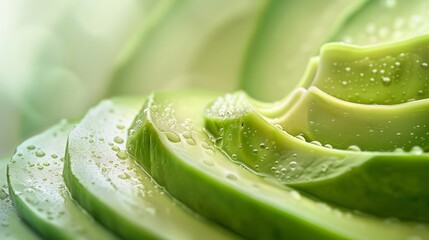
[
  {"left": 7, "top": 121, "right": 116, "bottom": 240},
  {"left": 310, "top": 36, "right": 429, "bottom": 104},
  {"left": 331, "top": 0, "right": 429, "bottom": 45},
  {"left": 0, "top": 158, "right": 40, "bottom": 240},
  {"left": 204, "top": 85, "right": 429, "bottom": 221},
  {"left": 128, "top": 90, "right": 429, "bottom": 239},
  {"left": 240, "top": 0, "right": 367, "bottom": 101},
  {"left": 64, "top": 97, "right": 237, "bottom": 240}
]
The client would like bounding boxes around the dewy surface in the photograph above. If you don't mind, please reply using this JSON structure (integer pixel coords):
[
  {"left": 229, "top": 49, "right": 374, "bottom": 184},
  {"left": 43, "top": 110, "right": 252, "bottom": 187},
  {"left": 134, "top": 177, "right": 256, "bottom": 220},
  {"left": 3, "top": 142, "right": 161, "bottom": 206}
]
[
  {"left": 0, "top": 158, "right": 40, "bottom": 240},
  {"left": 7, "top": 121, "right": 116, "bottom": 239},
  {"left": 128, "top": 89, "right": 429, "bottom": 239},
  {"left": 64, "top": 97, "right": 238, "bottom": 240}
]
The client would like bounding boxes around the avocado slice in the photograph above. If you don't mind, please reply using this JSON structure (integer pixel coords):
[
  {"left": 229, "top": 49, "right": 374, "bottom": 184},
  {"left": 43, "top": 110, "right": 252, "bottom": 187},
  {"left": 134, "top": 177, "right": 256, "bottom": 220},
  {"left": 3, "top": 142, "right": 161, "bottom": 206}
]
[
  {"left": 0, "top": 158, "right": 40, "bottom": 240},
  {"left": 64, "top": 97, "right": 238, "bottom": 239},
  {"left": 239, "top": 0, "right": 367, "bottom": 101},
  {"left": 204, "top": 88, "right": 429, "bottom": 221},
  {"left": 128, "top": 89, "right": 429, "bottom": 239},
  {"left": 277, "top": 86, "right": 429, "bottom": 152},
  {"left": 107, "top": 0, "right": 265, "bottom": 96},
  {"left": 7, "top": 121, "right": 117, "bottom": 239},
  {"left": 310, "top": 36, "right": 429, "bottom": 104},
  {"left": 331, "top": 0, "right": 429, "bottom": 45}
]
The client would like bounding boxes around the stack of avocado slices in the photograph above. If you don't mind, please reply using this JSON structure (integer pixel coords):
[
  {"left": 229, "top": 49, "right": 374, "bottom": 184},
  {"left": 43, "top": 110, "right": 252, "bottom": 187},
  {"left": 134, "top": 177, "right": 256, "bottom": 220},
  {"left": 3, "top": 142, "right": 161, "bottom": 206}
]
[{"left": 4, "top": 0, "right": 429, "bottom": 239}]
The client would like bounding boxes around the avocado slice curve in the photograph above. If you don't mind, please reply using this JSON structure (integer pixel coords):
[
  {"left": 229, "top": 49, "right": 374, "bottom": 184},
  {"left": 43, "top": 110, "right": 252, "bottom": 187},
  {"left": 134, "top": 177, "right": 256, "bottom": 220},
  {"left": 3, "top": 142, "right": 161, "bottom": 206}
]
[
  {"left": 128, "top": 89, "right": 429, "bottom": 239},
  {"left": 330, "top": 0, "right": 429, "bottom": 45},
  {"left": 64, "top": 97, "right": 238, "bottom": 240},
  {"left": 311, "top": 36, "right": 429, "bottom": 104},
  {"left": 0, "top": 158, "right": 41, "bottom": 240},
  {"left": 239, "top": 0, "right": 368, "bottom": 101},
  {"left": 204, "top": 89, "right": 429, "bottom": 221},
  {"left": 7, "top": 121, "right": 117, "bottom": 240}
]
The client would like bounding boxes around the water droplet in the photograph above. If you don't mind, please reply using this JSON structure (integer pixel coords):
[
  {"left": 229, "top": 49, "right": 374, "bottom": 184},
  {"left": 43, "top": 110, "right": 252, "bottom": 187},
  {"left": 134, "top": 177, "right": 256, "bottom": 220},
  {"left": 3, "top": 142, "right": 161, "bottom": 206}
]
[
  {"left": 421, "top": 62, "right": 428, "bottom": 68},
  {"left": 117, "top": 124, "right": 125, "bottom": 130},
  {"left": 347, "top": 145, "right": 361, "bottom": 151},
  {"left": 231, "top": 154, "right": 237, "bottom": 160},
  {"left": 252, "top": 149, "right": 259, "bottom": 155},
  {"left": 42, "top": 162, "right": 50, "bottom": 167},
  {"left": 202, "top": 159, "right": 214, "bottom": 166},
  {"left": 51, "top": 154, "right": 58, "bottom": 159},
  {"left": 27, "top": 145, "right": 36, "bottom": 150},
  {"left": 310, "top": 141, "right": 322, "bottom": 146},
  {"left": 295, "top": 135, "right": 306, "bottom": 141},
  {"left": 341, "top": 81, "right": 348, "bottom": 86},
  {"left": 381, "top": 76, "right": 391, "bottom": 85},
  {"left": 324, "top": 144, "right": 333, "bottom": 149},
  {"left": 226, "top": 173, "right": 237, "bottom": 181},
  {"left": 118, "top": 173, "right": 130, "bottom": 180},
  {"left": 259, "top": 143, "right": 266, "bottom": 149},
  {"left": 289, "top": 161, "right": 298, "bottom": 171},
  {"left": 165, "top": 132, "right": 181, "bottom": 143},
  {"left": 186, "top": 139, "right": 196, "bottom": 145},
  {"left": 37, "top": 166, "right": 44, "bottom": 170},
  {"left": 35, "top": 151, "right": 46, "bottom": 157},
  {"left": 111, "top": 146, "right": 120, "bottom": 152},
  {"left": 114, "top": 136, "right": 124, "bottom": 144},
  {"left": 116, "top": 151, "right": 128, "bottom": 160},
  {"left": 410, "top": 146, "right": 424, "bottom": 154}
]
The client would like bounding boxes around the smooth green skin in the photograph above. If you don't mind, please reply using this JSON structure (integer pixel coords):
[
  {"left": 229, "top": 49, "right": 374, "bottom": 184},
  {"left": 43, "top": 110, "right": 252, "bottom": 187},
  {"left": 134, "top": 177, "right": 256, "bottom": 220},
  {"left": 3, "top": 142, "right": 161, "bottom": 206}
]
[
  {"left": 331, "top": 0, "right": 429, "bottom": 45},
  {"left": 204, "top": 90, "right": 429, "bottom": 221},
  {"left": 107, "top": 0, "right": 264, "bottom": 96},
  {"left": 311, "top": 35, "right": 429, "bottom": 104},
  {"left": 64, "top": 97, "right": 237, "bottom": 240},
  {"left": 240, "top": 0, "right": 367, "bottom": 102},
  {"left": 128, "top": 89, "right": 429, "bottom": 239},
  {"left": 0, "top": 159, "right": 40, "bottom": 240},
  {"left": 7, "top": 121, "right": 116, "bottom": 240},
  {"left": 278, "top": 86, "right": 429, "bottom": 152}
]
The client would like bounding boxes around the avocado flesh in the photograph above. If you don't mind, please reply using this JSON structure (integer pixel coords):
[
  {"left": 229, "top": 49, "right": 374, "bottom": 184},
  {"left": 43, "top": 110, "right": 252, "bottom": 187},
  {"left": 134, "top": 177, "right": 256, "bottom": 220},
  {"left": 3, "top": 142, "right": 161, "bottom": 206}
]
[
  {"left": 108, "top": 0, "right": 265, "bottom": 96},
  {"left": 7, "top": 121, "right": 117, "bottom": 240},
  {"left": 278, "top": 86, "right": 429, "bottom": 152},
  {"left": 240, "top": 0, "right": 367, "bottom": 101},
  {"left": 204, "top": 88, "right": 429, "bottom": 221},
  {"left": 310, "top": 36, "right": 429, "bottom": 104},
  {"left": 64, "top": 97, "right": 237, "bottom": 240},
  {"left": 128, "top": 89, "right": 429, "bottom": 239},
  {"left": 330, "top": 0, "right": 429, "bottom": 45},
  {"left": 0, "top": 159, "right": 40, "bottom": 240}
]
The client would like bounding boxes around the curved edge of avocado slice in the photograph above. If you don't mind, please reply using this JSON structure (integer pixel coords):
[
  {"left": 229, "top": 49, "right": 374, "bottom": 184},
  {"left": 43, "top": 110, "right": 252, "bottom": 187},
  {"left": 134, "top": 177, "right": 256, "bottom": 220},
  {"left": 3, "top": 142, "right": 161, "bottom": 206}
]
[
  {"left": 128, "top": 89, "right": 429, "bottom": 239},
  {"left": 64, "top": 97, "right": 239, "bottom": 240},
  {"left": 0, "top": 158, "right": 41, "bottom": 240},
  {"left": 312, "top": 35, "right": 429, "bottom": 104},
  {"left": 278, "top": 86, "right": 429, "bottom": 151},
  {"left": 204, "top": 90, "right": 429, "bottom": 221},
  {"left": 7, "top": 121, "right": 117, "bottom": 240},
  {"left": 239, "top": 0, "right": 368, "bottom": 102}
]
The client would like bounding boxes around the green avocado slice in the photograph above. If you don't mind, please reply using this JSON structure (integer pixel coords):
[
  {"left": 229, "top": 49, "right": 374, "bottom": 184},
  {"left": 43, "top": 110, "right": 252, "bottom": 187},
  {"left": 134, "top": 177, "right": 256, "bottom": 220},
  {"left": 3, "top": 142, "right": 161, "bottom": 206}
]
[
  {"left": 204, "top": 90, "right": 429, "bottom": 221},
  {"left": 310, "top": 36, "right": 429, "bottom": 104},
  {"left": 107, "top": 0, "right": 265, "bottom": 96},
  {"left": 277, "top": 86, "right": 429, "bottom": 152},
  {"left": 64, "top": 97, "right": 237, "bottom": 240},
  {"left": 239, "top": 0, "right": 367, "bottom": 101},
  {"left": 331, "top": 0, "right": 429, "bottom": 45},
  {"left": 7, "top": 121, "right": 116, "bottom": 239},
  {"left": 128, "top": 89, "right": 429, "bottom": 239},
  {"left": 0, "top": 158, "right": 40, "bottom": 240}
]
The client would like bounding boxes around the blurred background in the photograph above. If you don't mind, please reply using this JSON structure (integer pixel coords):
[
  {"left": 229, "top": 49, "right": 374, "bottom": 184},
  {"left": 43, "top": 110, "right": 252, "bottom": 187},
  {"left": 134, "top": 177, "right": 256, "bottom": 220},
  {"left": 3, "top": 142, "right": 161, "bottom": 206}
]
[
  {"left": 0, "top": 0, "right": 263, "bottom": 157},
  {"left": 3, "top": 0, "right": 401, "bottom": 158}
]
